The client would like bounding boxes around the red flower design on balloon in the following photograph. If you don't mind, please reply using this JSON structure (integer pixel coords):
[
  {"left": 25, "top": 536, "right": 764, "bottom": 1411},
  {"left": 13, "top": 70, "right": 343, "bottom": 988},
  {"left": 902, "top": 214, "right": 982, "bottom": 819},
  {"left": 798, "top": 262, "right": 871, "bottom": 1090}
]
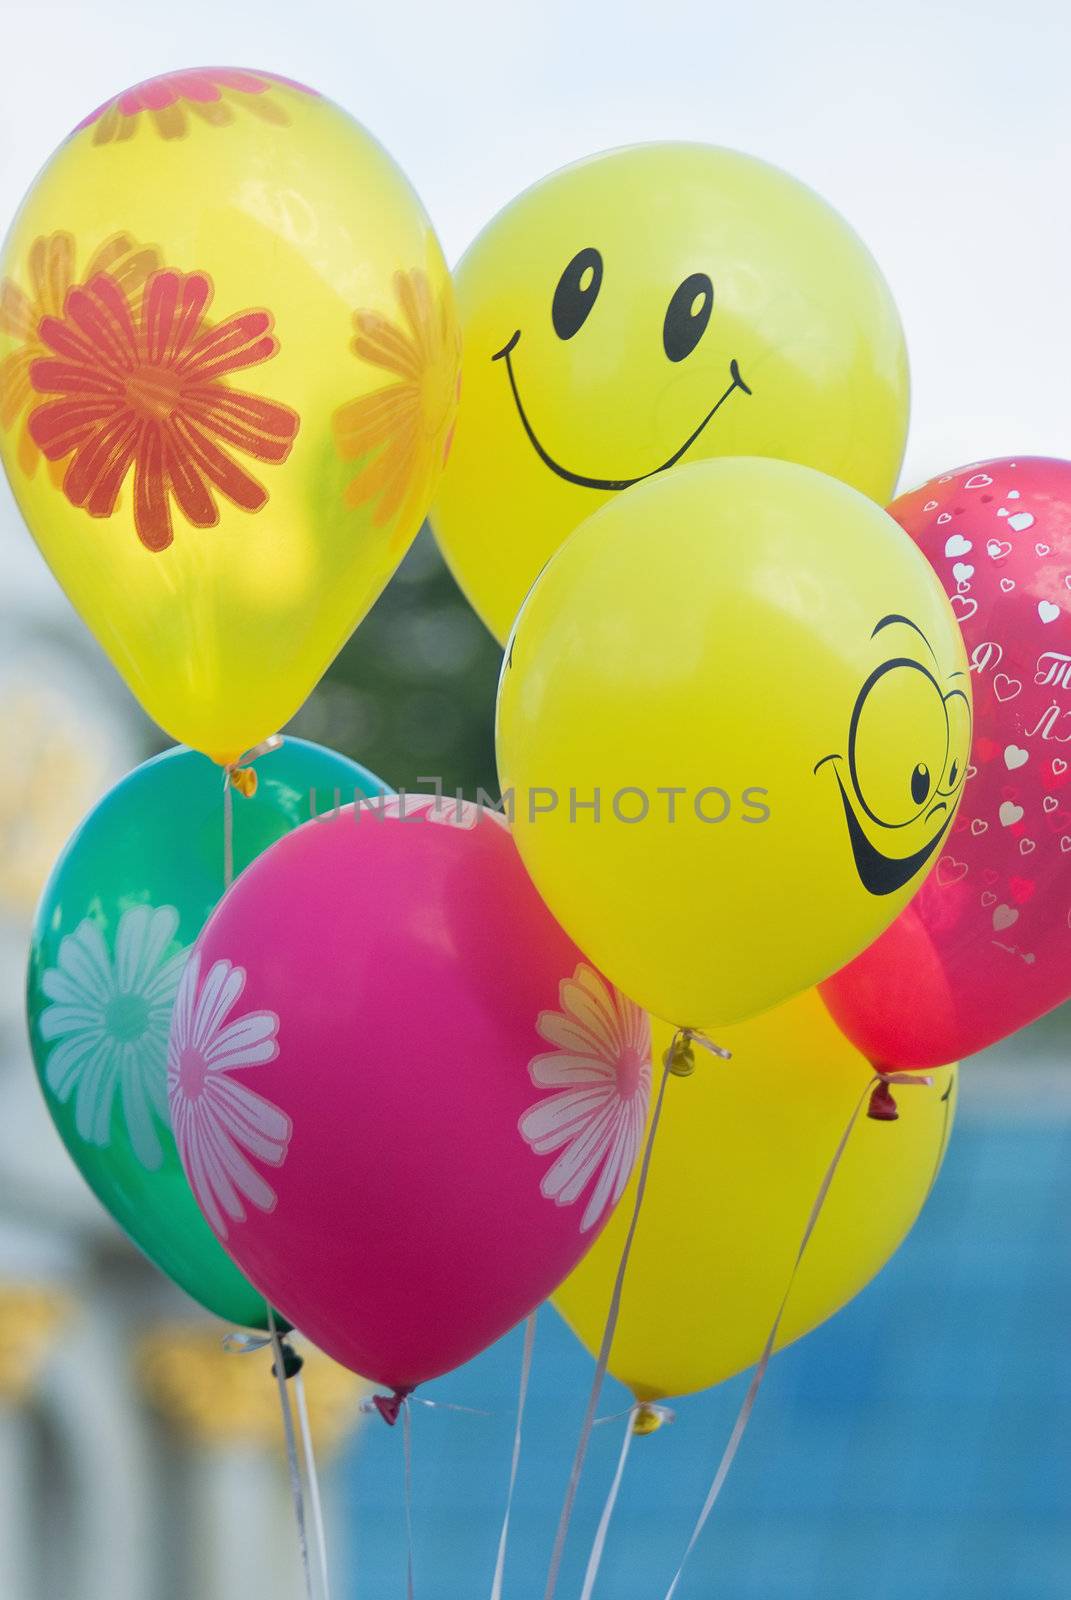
[
  {"left": 27, "top": 268, "right": 300, "bottom": 552},
  {"left": 0, "top": 231, "right": 160, "bottom": 480},
  {"left": 76, "top": 68, "right": 318, "bottom": 144}
]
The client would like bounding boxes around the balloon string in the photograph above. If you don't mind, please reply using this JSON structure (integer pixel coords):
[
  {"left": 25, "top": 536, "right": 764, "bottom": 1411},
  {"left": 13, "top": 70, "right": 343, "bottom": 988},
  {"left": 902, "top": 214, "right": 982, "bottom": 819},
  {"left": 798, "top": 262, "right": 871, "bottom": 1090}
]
[
  {"left": 267, "top": 1308, "right": 314, "bottom": 1600},
  {"left": 403, "top": 1398, "right": 415, "bottom": 1600},
  {"left": 294, "top": 1368, "right": 332, "bottom": 1600},
  {"left": 490, "top": 1311, "right": 537, "bottom": 1600},
  {"left": 221, "top": 733, "right": 284, "bottom": 889},
  {"left": 222, "top": 776, "right": 235, "bottom": 891},
  {"left": 577, "top": 1407, "right": 637, "bottom": 1600},
  {"left": 541, "top": 1044, "right": 674, "bottom": 1600},
  {"left": 660, "top": 1069, "right": 931, "bottom": 1600}
]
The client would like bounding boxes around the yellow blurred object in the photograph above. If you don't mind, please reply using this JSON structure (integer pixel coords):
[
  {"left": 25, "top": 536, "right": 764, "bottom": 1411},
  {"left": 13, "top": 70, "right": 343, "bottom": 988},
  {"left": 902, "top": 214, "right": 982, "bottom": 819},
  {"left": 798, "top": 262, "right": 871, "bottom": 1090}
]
[
  {"left": 552, "top": 992, "right": 957, "bottom": 1401},
  {"left": 0, "top": 1283, "right": 72, "bottom": 1404},
  {"left": 0, "top": 68, "right": 460, "bottom": 763},
  {"left": 496, "top": 458, "right": 970, "bottom": 1028},
  {"left": 138, "top": 1323, "right": 369, "bottom": 1453},
  {"left": 432, "top": 142, "right": 909, "bottom": 642}
]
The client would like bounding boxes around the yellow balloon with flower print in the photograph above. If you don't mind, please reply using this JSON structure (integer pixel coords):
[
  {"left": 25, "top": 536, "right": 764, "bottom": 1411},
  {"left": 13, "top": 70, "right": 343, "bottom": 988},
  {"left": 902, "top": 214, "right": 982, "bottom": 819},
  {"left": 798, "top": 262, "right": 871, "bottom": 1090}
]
[{"left": 0, "top": 67, "right": 460, "bottom": 764}]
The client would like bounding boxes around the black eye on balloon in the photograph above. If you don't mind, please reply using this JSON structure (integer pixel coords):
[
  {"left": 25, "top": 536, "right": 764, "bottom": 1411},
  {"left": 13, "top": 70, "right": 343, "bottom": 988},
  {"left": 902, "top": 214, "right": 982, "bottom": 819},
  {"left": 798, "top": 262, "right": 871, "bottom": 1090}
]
[
  {"left": 911, "top": 763, "right": 931, "bottom": 805},
  {"left": 663, "top": 272, "right": 714, "bottom": 362},
  {"left": 552, "top": 248, "right": 603, "bottom": 340}
]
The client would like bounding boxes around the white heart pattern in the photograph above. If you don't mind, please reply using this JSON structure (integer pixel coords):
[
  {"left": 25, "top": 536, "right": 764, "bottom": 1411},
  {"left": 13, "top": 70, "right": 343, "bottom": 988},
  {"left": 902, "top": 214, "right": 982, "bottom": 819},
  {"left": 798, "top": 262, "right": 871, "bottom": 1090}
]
[
  {"left": 993, "top": 674, "right": 1022, "bottom": 702},
  {"left": 987, "top": 540, "right": 1012, "bottom": 560},
  {"left": 953, "top": 562, "right": 974, "bottom": 583},
  {"left": 1038, "top": 601, "right": 1060, "bottom": 624},
  {"left": 1004, "top": 745, "right": 1029, "bottom": 770},
  {"left": 1044, "top": 796, "right": 1059, "bottom": 813},
  {"left": 965, "top": 474, "right": 994, "bottom": 489},
  {"left": 944, "top": 534, "right": 972, "bottom": 557},
  {"left": 999, "top": 801, "right": 1024, "bottom": 827},
  {"left": 1000, "top": 578, "right": 1016, "bottom": 592},
  {"left": 1008, "top": 512, "right": 1035, "bottom": 533},
  {"left": 992, "top": 904, "right": 1018, "bottom": 931}
]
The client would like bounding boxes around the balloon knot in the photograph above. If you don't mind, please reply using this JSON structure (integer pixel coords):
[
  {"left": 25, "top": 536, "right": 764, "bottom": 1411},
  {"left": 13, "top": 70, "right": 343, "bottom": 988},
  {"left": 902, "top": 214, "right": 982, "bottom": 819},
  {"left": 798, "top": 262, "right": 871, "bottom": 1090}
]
[
  {"left": 867, "top": 1079, "right": 900, "bottom": 1122},
  {"left": 632, "top": 1402, "right": 674, "bottom": 1435},
  {"left": 370, "top": 1388, "right": 412, "bottom": 1426},
  {"left": 664, "top": 1028, "right": 731, "bottom": 1077},
  {"left": 228, "top": 766, "right": 259, "bottom": 798},
  {"left": 271, "top": 1339, "right": 305, "bottom": 1382}
]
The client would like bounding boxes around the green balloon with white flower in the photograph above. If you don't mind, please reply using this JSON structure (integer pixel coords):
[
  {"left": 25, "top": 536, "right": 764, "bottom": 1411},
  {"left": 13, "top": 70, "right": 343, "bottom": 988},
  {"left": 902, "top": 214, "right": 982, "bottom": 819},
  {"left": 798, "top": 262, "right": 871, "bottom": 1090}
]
[{"left": 27, "top": 739, "right": 390, "bottom": 1327}]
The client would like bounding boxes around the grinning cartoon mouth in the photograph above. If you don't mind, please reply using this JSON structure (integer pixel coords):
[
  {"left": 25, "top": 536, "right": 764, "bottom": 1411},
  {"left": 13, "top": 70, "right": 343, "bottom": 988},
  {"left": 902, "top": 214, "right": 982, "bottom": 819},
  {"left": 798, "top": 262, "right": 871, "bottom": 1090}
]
[
  {"left": 491, "top": 329, "right": 752, "bottom": 491},
  {"left": 814, "top": 755, "right": 953, "bottom": 897}
]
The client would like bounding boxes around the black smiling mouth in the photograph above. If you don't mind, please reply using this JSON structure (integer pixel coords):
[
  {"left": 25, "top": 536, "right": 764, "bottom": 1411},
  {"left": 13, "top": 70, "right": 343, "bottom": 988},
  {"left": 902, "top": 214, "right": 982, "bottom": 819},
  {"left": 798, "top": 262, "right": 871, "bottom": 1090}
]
[
  {"left": 491, "top": 329, "right": 752, "bottom": 492},
  {"left": 815, "top": 756, "right": 953, "bottom": 896}
]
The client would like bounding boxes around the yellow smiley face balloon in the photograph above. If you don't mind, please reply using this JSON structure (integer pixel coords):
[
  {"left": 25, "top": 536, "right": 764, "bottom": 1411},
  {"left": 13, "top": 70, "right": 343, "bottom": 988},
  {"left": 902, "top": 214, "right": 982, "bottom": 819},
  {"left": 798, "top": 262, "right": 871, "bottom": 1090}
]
[
  {"left": 432, "top": 142, "right": 909, "bottom": 642},
  {"left": 496, "top": 458, "right": 970, "bottom": 1029},
  {"left": 0, "top": 68, "right": 460, "bottom": 764}
]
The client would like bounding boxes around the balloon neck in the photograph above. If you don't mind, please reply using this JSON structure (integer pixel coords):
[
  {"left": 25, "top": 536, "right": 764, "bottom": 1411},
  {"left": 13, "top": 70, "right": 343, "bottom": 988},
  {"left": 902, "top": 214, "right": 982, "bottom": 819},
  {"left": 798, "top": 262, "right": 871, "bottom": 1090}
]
[
  {"left": 228, "top": 765, "right": 259, "bottom": 798},
  {"left": 223, "top": 733, "right": 285, "bottom": 797},
  {"left": 867, "top": 1079, "right": 900, "bottom": 1122},
  {"left": 664, "top": 1032, "right": 696, "bottom": 1077},
  {"left": 371, "top": 1388, "right": 413, "bottom": 1426},
  {"left": 632, "top": 1402, "right": 672, "bottom": 1436},
  {"left": 271, "top": 1339, "right": 305, "bottom": 1382}
]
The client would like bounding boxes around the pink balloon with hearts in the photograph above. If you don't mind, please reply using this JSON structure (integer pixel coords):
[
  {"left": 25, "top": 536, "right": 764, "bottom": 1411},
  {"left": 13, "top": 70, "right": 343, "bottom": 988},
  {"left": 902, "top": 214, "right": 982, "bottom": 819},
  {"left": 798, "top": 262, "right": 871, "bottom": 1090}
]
[{"left": 823, "top": 456, "right": 1071, "bottom": 1073}]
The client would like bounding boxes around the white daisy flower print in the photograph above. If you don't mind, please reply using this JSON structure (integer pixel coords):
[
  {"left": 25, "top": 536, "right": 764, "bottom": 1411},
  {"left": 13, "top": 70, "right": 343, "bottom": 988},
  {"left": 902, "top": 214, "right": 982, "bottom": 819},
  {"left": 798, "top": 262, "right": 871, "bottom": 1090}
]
[
  {"left": 374, "top": 793, "right": 510, "bottom": 829},
  {"left": 38, "top": 904, "right": 187, "bottom": 1170},
  {"left": 168, "top": 953, "right": 289, "bottom": 1240},
  {"left": 519, "top": 965, "right": 652, "bottom": 1233}
]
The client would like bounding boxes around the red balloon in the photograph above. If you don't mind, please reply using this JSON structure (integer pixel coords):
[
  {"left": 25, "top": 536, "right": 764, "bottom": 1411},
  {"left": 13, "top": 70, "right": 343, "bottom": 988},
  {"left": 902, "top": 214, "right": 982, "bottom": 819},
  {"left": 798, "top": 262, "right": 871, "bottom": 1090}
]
[{"left": 822, "top": 456, "right": 1071, "bottom": 1070}]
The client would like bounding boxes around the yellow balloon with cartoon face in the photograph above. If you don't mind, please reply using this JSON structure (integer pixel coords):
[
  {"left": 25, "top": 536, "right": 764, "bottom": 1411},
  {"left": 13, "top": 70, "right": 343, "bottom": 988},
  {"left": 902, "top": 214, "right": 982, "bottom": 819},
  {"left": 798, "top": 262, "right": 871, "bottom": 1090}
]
[
  {"left": 432, "top": 142, "right": 909, "bottom": 642},
  {"left": 0, "top": 68, "right": 460, "bottom": 764},
  {"left": 495, "top": 458, "right": 970, "bottom": 1029}
]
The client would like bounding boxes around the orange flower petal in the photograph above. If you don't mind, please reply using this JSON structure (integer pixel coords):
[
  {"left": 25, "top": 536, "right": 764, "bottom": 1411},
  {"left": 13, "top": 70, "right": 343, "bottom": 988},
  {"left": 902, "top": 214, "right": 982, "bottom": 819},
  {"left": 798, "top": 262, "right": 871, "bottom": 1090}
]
[
  {"left": 0, "top": 277, "right": 35, "bottom": 341},
  {"left": 0, "top": 348, "right": 33, "bottom": 428}
]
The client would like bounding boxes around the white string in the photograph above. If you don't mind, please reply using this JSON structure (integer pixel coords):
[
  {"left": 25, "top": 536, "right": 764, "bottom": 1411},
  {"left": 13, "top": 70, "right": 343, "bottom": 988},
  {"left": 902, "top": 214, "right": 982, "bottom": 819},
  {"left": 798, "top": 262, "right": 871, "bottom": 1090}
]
[
  {"left": 578, "top": 1408, "right": 637, "bottom": 1600},
  {"left": 490, "top": 1312, "right": 537, "bottom": 1600},
  {"left": 267, "top": 1308, "right": 313, "bottom": 1600},
  {"left": 294, "top": 1368, "right": 331, "bottom": 1600},
  {"left": 542, "top": 1050, "right": 673, "bottom": 1600},
  {"left": 403, "top": 1399, "right": 415, "bottom": 1600},
  {"left": 660, "top": 1071, "right": 931, "bottom": 1599}
]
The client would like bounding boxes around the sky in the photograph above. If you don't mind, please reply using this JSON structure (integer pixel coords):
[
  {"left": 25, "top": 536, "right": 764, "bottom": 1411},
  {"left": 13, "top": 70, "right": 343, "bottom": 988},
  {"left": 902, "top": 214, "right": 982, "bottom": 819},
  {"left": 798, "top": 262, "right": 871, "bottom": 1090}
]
[{"left": 2, "top": 0, "right": 1069, "bottom": 600}]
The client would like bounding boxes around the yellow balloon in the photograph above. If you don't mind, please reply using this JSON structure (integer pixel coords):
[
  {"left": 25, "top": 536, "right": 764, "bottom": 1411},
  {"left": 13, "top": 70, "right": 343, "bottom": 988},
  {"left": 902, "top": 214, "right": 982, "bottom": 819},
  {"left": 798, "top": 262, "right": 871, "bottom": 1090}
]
[
  {"left": 496, "top": 458, "right": 971, "bottom": 1028},
  {"left": 432, "top": 142, "right": 908, "bottom": 642},
  {"left": 0, "top": 68, "right": 460, "bottom": 764},
  {"left": 553, "top": 992, "right": 957, "bottom": 1401}
]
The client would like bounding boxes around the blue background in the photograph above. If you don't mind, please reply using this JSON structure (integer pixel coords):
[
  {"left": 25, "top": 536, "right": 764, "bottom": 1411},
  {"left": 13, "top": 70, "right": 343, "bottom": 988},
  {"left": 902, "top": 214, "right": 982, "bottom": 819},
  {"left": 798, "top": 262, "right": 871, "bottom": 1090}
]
[{"left": 342, "top": 1035, "right": 1071, "bottom": 1600}]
